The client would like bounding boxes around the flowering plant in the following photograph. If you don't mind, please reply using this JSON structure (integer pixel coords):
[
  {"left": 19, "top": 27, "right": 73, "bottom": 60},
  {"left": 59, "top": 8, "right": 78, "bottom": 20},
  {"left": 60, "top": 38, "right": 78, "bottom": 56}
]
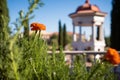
[
  {"left": 105, "top": 48, "right": 120, "bottom": 65},
  {"left": 30, "top": 22, "right": 46, "bottom": 31},
  {"left": 30, "top": 22, "right": 46, "bottom": 38}
]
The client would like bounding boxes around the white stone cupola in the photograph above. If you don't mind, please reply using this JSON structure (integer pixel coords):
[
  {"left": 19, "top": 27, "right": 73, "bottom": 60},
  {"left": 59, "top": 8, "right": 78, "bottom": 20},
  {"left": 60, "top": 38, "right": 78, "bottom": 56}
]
[{"left": 69, "top": 0, "right": 107, "bottom": 51}]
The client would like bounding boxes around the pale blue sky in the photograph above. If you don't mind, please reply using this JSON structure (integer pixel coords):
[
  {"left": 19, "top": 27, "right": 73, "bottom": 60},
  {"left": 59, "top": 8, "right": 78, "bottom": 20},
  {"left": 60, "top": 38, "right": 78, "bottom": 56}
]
[{"left": 7, "top": 0, "right": 112, "bottom": 37}]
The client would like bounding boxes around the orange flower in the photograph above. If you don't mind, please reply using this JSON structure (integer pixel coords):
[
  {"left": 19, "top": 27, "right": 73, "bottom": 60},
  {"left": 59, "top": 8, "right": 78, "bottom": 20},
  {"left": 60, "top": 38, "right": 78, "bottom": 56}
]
[
  {"left": 105, "top": 48, "right": 120, "bottom": 65},
  {"left": 30, "top": 22, "right": 46, "bottom": 30}
]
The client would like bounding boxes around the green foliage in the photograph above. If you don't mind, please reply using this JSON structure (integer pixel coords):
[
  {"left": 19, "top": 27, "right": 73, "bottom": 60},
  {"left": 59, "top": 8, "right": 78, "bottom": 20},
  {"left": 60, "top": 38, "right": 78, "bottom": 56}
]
[
  {"left": 0, "top": 0, "right": 9, "bottom": 40},
  {"left": 58, "top": 21, "right": 70, "bottom": 50},
  {"left": 110, "top": 0, "right": 120, "bottom": 50},
  {"left": 1, "top": 32, "right": 116, "bottom": 79},
  {"left": 105, "top": 36, "right": 111, "bottom": 47},
  {"left": 66, "top": 34, "right": 72, "bottom": 45},
  {"left": 0, "top": 22, "right": 117, "bottom": 80},
  {"left": 48, "top": 31, "right": 72, "bottom": 50},
  {"left": 0, "top": 0, "right": 118, "bottom": 79},
  {"left": 63, "top": 24, "right": 67, "bottom": 49},
  {"left": 0, "top": 0, "right": 10, "bottom": 79},
  {"left": 49, "top": 34, "right": 58, "bottom": 47},
  {"left": 72, "top": 55, "right": 116, "bottom": 80},
  {"left": 58, "top": 20, "right": 63, "bottom": 48}
]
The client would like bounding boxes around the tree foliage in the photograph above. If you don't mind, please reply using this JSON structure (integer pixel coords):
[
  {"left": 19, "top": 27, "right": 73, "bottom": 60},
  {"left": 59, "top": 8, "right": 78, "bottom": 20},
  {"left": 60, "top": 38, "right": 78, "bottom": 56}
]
[
  {"left": 105, "top": 36, "right": 111, "bottom": 47},
  {"left": 49, "top": 34, "right": 58, "bottom": 47},
  {"left": 57, "top": 21, "right": 72, "bottom": 50},
  {"left": 63, "top": 23, "right": 67, "bottom": 49},
  {"left": 58, "top": 20, "right": 63, "bottom": 48},
  {"left": 0, "top": 0, "right": 10, "bottom": 79},
  {"left": 110, "top": 0, "right": 120, "bottom": 50}
]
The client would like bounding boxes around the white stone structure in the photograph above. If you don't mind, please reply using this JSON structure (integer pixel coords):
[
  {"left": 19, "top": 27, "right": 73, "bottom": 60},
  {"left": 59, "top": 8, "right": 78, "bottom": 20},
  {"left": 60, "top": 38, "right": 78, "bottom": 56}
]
[{"left": 69, "top": 0, "right": 107, "bottom": 51}]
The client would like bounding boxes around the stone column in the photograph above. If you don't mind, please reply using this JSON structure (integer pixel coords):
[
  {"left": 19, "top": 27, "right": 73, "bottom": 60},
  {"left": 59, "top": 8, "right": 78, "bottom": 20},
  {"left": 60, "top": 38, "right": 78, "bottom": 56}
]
[
  {"left": 99, "top": 25, "right": 104, "bottom": 40},
  {"left": 91, "top": 23, "right": 96, "bottom": 51},
  {"left": 79, "top": 26, "right": 82, "bottom": 41},
  {"left": 92, "top": 24, "right": 95, "bottom": 41},
  {"left": 73, "top": 23, "right": 76, "bottom": 42}
]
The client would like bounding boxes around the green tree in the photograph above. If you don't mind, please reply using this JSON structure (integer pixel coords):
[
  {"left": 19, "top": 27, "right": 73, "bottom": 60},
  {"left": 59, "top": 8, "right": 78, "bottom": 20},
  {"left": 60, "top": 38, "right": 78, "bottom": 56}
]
[
  {"left": 58, "top": 20, "right": 63, "bottom": 49},
  {"left": 58, "top": 21, "right": 72, "bottom": 50},
  {"left": 0, "top": 0, "right": 10, "bottom": 79},
  {"left": 110, "top": 0, "right": 120, "bottom": 50},
  {"left": 63, "top": 23, "right": 67, "bottom": 49}
]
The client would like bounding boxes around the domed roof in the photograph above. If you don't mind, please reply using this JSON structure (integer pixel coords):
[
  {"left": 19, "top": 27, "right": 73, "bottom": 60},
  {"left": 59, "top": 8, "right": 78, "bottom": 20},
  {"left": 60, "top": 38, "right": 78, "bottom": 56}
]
[{"left": 76, "top": 0, "right": 100, "bottom": 12}]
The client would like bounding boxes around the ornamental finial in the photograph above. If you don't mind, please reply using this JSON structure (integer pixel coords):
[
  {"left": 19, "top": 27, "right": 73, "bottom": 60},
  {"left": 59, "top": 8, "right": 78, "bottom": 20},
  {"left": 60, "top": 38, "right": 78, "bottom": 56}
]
[{"left": 85, "top": 0, "right": 90, "bottom": 4}]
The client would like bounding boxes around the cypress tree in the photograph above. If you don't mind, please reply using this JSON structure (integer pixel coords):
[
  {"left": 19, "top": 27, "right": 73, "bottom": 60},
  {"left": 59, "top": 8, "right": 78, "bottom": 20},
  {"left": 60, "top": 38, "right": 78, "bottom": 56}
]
[
  {"left": 58, "top": 20, "right": 63, "bottom": 49},
  {"left": 110, "top": 0, "right": 120, "bottom": 50},
  {"left": 63, "top": 23, "right": 67, "bottom": 49}
]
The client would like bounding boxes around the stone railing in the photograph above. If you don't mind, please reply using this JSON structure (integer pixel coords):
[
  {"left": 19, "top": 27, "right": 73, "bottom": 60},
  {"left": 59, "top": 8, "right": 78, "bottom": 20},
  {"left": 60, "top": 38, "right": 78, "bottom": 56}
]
[{"left": 47, "top": 50, "right": 120, "bottom": 67}]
